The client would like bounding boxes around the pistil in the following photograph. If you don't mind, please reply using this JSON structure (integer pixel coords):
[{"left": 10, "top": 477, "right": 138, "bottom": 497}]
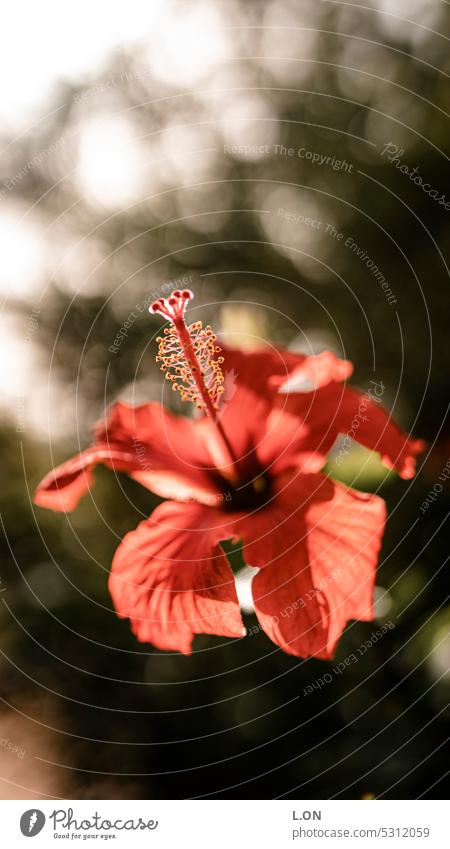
[{"left": 150, "top": 290, "right": 237, "bottom": 479}]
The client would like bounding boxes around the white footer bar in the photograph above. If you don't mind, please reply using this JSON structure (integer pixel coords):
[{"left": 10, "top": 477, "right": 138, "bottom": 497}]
[{"left": 0, "top": 799, "right": 445, "bottom": 848}]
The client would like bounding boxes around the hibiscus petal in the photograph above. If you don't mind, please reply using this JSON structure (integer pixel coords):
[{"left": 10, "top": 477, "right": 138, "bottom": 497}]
[
  {"left": 34, "top": 402, "right": 221, "bottom": 512},
  {"left": 109, "top": 501, "right": 243, "bottom": 653},
  {"left": 220, "top": 343, "right": 302, "bottom": 395},
  {"left": 269, "top": 350, "right": 353, "bottom": 393},
  {"left": 236, "top": 473, "right": 386, "bottom": 659},
  {"left": 219, "top": 344, "right": 353, "bottom": 473},
  {"left": 217, "top": 344, "right": 293, "bottom": 464},
  {"left": 331, "top": 386, "right": 425, "bottom": 479},
  {"left": 33, "top": 448, "right": 129, "bottom": 512},
  {"left": 261, "top": 383, "right": 424, "bottom": 479}
]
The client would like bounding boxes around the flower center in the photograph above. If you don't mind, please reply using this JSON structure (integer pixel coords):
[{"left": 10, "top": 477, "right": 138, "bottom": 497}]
[
  {"left": 150, "top": 290, "right": 237, "bottom": 479},
  {"left": 216, "top": 472, "right": 273, "bottom": 512}
]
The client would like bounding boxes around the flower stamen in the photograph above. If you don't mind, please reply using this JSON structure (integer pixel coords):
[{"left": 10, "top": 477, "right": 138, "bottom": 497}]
[{"left": 150, "top": 289, "right": 236, "bottom": 476}]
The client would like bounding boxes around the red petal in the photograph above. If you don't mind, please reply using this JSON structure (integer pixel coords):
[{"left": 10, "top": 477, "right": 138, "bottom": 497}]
[
  {"left": 269, "top": 351, "right": 353, "bottom": 392},
  {"left": 219, "top": 344, "right": 352, "bottom": 473},
  {"left": 109, "top": 501, "right": 243, "bottom": 653},
  {"left": 220, "top": 343, "right": 304, "bottom": 393},
  {"left": 236, "top": 473, "right": 386, "bottom": 659},
  {"left": 33, "top": 447, "right": 132, "bottom": 512},
  {"left": 218, "top": 344, "right": 294, "bottom": 463},
  {"left": 261, "top": 383, "right": 424, "bottom": 479},
  {"left": 34, "top": 402, "right": 221, "bottom": 512},
  {"left": 333, "top": 387, "right": 425, "bottom": 478}
]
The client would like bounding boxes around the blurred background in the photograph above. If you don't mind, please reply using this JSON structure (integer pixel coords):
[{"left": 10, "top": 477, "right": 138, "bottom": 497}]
[{"left": 0, "top": 0, "right": 448, "bottom": 800}]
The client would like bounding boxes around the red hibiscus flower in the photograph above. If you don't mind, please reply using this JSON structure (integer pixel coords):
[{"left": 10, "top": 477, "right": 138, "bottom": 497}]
[{"left": 34, "top": 291, "right": 424, "bottom": 658}]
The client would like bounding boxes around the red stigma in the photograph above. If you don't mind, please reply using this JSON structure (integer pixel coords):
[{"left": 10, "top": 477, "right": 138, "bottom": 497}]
[{"left": 149, "top": 289, "right": 193, "bottom": 321}]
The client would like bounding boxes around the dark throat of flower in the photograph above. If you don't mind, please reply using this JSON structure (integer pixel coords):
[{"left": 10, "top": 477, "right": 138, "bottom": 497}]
[{"left": 150, "top": 289, "right": 237, "bottom": 480}]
